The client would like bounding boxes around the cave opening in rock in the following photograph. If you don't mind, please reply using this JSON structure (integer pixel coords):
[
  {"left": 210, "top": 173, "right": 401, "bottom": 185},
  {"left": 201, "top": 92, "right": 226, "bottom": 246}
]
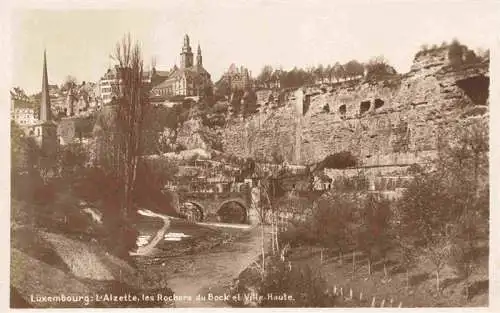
[
  {"left": 360, "top": 101, "right": 371, "bottom": 114},
  {"left": 323, "top": 103, "right": 330, "bottom": 113},
  {"left": 339, "top": 104, "right": 346, "bottom": 116},
  {"left": 374, "top": 98, "right": 385, "bottom": 109},
  {"left": 456, "top": 75, "right": 489, "bottom": 106}
]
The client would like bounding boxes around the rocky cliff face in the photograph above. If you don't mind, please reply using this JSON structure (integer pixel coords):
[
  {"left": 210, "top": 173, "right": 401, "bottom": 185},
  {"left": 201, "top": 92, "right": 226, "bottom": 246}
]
[{"left": 220, "top": 47, "right": 489, "bottom": 166}]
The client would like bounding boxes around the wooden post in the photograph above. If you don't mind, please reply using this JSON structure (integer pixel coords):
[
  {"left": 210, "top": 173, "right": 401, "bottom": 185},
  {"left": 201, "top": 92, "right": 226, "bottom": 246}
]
[
  {"left": 359, "top": 292, "right": 363, "bottom": 301},
  {"left": 380, "top": 299, "right": 385, "bottom": 308},
  {"left": 352, "top": 251, "right": 356, "bottom": 278},
  {"left": 261, "top": 222, "right": 265, "bottom": 278},
  {"left": 436, "top": 270, "right": 440, "bottom": 295},
  {"left": 349, "top": 288, "right": 353, "bottom": 300},
  {"left": 333, "top": 285, "right": 337, "bottom": 295},
  {"left": 390, "top": 298, "right": 394, "bottom": 307},
  {"left": 371, "top": 297, "right": 376, "bottom": 307},
  {"left": 340, "top": 287, "right": 343, "bottom": 297},
  {"left": 398, "top": 302, "right": 403, "bottom": 308}
]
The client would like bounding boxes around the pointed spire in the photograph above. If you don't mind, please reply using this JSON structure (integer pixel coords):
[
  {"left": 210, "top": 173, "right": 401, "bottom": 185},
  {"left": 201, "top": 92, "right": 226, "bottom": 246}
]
[
  {"left": 40, "top": 49, "right": 51, "bottom": 121},
  {"left": 196, "top": 43, "right": 203, "bottom": 67}
]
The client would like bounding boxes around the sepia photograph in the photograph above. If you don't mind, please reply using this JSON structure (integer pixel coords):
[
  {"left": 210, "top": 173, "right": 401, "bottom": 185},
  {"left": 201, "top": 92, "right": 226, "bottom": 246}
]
[{"left": 5, "top": 0, "right": 498, "bottom": 309}]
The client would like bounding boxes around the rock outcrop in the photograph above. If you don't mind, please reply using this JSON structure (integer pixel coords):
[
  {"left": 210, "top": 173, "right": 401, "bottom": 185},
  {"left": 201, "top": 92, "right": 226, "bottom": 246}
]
[{"left": 219, "top": 46, "right": 489, "bottom": 166}]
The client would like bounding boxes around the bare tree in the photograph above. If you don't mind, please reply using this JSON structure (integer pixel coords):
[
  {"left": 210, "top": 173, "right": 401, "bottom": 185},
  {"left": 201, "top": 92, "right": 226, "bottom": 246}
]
[{"left": 111, "top": 33, "right": 150, "bottom": 219}]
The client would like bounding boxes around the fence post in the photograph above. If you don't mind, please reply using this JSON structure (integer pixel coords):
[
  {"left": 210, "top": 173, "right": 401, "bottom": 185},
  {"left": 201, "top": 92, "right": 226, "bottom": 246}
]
[
  {"left": 371, "top": 297, "right": 376, "bottom": 307},
  {"left": 380, "top": 299, "right": 385, "bottom": 308},
  {"left": 359, "top": 291, "right": 363, "bottom": 301}
]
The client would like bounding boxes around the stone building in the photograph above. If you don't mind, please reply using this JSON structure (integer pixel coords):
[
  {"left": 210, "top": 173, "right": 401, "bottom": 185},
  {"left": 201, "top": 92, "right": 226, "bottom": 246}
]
[
  {"left": 98, "top": 66, "right": 153, "bottom": 104},
  {"left": 223, "top": 64, "right": 253, "bottom": 90},
  {"left": 11, "top": 107, "right": 37, "bottom": 126},
  {"left": 151, "top": 34, "right": 212, "bottom": 98}
]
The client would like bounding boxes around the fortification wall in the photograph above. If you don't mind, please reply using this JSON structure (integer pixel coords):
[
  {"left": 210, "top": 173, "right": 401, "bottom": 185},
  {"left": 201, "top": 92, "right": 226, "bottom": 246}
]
[{"left": 221, "top": 49, "right": 489, "bottom": 166}]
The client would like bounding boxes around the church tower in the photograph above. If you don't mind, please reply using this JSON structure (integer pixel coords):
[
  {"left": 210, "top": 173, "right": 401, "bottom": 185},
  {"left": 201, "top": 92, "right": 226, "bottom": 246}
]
[
  {"left": 40, "top": 50, "right": 52, "bottom": 121},
  {"left": 32, "top": 50, "right": 58, "bottom": 155},
  {"left": 196, "top": 43, "right": 203, "bottom": 67},
  {"left": 180, "top": 34, "right": 193, "bottom": 69}
]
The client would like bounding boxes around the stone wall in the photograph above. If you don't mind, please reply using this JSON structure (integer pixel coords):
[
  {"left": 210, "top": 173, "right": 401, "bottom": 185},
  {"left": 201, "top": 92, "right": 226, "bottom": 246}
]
[{"left": 220, "top": 48, "right": 489, "bottom": 166}]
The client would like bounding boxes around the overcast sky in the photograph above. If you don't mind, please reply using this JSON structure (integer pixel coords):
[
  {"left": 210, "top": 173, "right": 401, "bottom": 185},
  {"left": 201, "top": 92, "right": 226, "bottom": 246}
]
[{"left": 10, "top": 0, "right": 500, "bottom": 94}]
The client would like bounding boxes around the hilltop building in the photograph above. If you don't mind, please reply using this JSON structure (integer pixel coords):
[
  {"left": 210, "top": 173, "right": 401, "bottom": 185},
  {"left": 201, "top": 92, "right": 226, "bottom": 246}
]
[
  {"left": 151, "top": 34, "right": 213, "bottom": 99},
  {"left": 224, "top": 64, "right": 253, "bottom": 90},
  {"left": 98, "top": 66, "right": 153, "bottom": 104}
]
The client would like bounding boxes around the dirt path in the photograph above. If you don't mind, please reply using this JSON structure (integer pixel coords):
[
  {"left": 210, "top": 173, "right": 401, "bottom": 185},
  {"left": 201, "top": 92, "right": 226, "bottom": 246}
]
[{"left": 166, "top": 226, "right": 271, "bottom": 307}]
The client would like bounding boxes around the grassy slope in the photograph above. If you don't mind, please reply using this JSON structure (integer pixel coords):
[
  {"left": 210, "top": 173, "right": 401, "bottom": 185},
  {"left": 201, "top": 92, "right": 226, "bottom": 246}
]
[{"left": 286, "top": 242, "right": 488, "bottom": 307}]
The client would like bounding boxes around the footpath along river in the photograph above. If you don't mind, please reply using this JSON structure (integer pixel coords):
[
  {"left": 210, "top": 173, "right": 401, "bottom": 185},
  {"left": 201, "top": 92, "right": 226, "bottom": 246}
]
[
  {"left": 134, "top": 210, "right": 271, "bottom": 308},
  {"left": 168, "top": 225, "right": 269, "bottom": 308}
]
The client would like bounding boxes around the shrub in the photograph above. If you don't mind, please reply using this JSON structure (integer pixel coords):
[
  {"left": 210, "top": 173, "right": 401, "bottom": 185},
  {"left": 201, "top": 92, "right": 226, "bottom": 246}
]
[
  {"left": 229, "top": 257, "right": 337, "bottom": 307},
  {"left": 279, "top": 222, "right": 316, "bottom": 247},
  {"left": 260, "top": 259, "right": 335, "bottom": 307}
]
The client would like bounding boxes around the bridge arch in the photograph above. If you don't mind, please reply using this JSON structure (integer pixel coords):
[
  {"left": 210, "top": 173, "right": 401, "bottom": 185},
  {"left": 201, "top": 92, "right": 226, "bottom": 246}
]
[
  {"left": 216, "top": 198, "right": 249, "bottom": 224},
  {"left": 180, "top": 201, "right": 205, "bottom": 222}
]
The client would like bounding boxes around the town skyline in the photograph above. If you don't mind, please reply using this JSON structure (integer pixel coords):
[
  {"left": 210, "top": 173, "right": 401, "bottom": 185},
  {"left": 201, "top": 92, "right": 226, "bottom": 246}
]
[{"left": 10, "top": 1, "right": 499, "bottom": 94}]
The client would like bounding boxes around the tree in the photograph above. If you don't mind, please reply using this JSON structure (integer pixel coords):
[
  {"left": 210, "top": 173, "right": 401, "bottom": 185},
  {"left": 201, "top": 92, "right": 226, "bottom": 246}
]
[
  {"left": 344, "top": 60, "right": 364, "bottom": 80},
  {"left": 325, "top": 64, "right": 333, "bottom": 83},
  {"left": 110, "top": 33, "right": 150, "bottom": 220},
  {"left": 364, "top": 55, "right": 397, "bottom": 80},
  {"left": 424, "top": 235, "right": 454, "bottom": 295},
  {"left": 397, "top": 119, "right": 488, "bottom": 296},
  {"left": 448, "top": 39, "right": 464, "bottom": 67},
  {"left": 314, "top": 65, "right": 325, "bottom": 84},
  {"left": 312, "top": 192, "right": 355, "bottom": 265},
  {"left": 257, "top": 65, "right": 274, "bottom": 89},
  {"left": 447, "top": 214, "right": 480, "bottom": 301},
  {"left": 62, "top": 75, "right": 78, "bottom": 91},
  {"left": 57, "top": 143, "right": 88, "bottom": 177},
  {"left": 357, "top": 194, "right": 392, "bottom": 279},
  {"left": 332, "top": 62, "right": 345, "bottom": 82},
  {"left": 397, "top": 238, "right": 418, "bottom": 292}
]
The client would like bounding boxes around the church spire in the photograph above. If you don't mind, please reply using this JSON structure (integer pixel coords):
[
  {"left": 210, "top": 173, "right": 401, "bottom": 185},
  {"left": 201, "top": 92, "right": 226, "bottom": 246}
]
[
  {"left": 196, "top": 43, "right": 203, "bottom": 67},
  {"left": 40, "top": 49, "right": 51, "bottom": 121}
]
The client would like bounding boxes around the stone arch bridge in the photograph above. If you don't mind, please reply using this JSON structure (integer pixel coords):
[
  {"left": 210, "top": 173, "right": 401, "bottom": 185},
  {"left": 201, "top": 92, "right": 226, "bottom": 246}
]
[{"left": 174, "top": 190, "right": 258, "bottom": 224}]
